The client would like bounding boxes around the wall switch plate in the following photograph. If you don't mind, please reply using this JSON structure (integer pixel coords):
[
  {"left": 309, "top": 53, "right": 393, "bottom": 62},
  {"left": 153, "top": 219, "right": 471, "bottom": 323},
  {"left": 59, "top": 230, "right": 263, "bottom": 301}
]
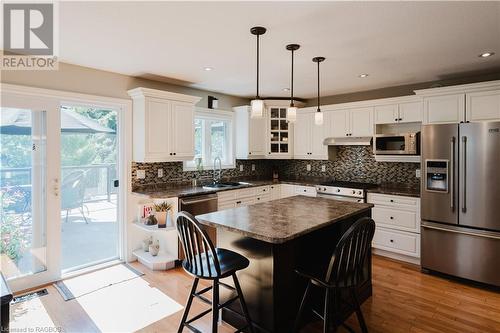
[
  {"left": 416, "top": 169, "right": 421, "bottom": 178},
  {"left": 137, "top": 170, "right": 146, "bottom": 179},
  {"left": 306, "top": 164, "right": 311, "bottom": 172},
  {"left": 157, "top": 168, "right": 164, "bottom": 178},
  {"left": 251, "top": 164, "right": 255, "bottom": 171},
  {"left": 321, "top": 165, "right": 326, "bottom": 172},
  {"left": 240, "top": 164, "right": 244, "bottom": 172}
]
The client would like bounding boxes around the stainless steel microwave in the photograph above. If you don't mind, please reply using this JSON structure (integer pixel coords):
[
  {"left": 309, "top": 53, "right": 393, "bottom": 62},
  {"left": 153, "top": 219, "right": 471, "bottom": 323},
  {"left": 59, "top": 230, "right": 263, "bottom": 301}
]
[{"left": 374, "top": 132, "right": 420, "bottom": 155}]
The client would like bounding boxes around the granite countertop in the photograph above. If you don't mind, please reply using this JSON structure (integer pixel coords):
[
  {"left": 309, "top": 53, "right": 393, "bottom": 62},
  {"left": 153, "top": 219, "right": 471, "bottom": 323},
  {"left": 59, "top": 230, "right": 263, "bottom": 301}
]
[
  {"left": 368, "top": 183, "right": 420, "bottom": 198},
  {"left": 132, "top": 177, "right": 329, "bottom": 199},
  {"left": 196, "top": 196, "right": 373, "bottom": 244}
]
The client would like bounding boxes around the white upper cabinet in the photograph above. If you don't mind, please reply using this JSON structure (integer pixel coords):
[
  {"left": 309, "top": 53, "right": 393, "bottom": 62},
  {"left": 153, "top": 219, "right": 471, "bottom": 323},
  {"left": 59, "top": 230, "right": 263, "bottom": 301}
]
[
  {"left": 170, "top": 101, "right": 195, "bottom": 159},
  {"left": 293, "top": 111, "right": 328, "bottom": 160},
  {"left": 374, "top": 100, "right": 422, "bottom": 124},
  {"left": 326, "top": 107, "right": 373, "bottom": 138},
  {"left": 350, "top": 107, "right": 374, "bottom": 137},
  {"left": 128, "top": 87, "right": 201, "bottom": 162},
  {"left": 466, "top": 90, "right": 500, "bottom": 122},
  {"left": 374, "top": 104, "right": 398, "bottom": 124},
  {"left": 423, "top": 94, "right": 465, "bottom": 124},
  {"left": 266, "top": 105, "right": 294, "bottom": 159},
  {"left": 416, "top": 80, "right": 500, "bottom": 124},
  {"left": 329, "top": 109, "right": 349, "bottom": 137},
  {"left": 234, "top": 106, "right": 266, "bottom": 159}
]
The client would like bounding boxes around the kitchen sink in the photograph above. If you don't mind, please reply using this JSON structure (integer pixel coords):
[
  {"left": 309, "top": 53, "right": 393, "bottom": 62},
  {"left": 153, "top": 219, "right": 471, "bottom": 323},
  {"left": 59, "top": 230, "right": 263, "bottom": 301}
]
[{"left": 202, "top": 182, "right": 251, "bottom": 190}]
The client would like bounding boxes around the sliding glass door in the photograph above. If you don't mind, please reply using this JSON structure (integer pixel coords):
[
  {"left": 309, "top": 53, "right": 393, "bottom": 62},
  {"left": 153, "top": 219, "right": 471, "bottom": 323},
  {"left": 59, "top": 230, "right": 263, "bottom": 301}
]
[
  {"left": 59, "top": 105, "right": 119, "bottom": 273},
  {"left": 1, "top": 89, "right": 124, "bottom": 291},
  {"left": 1, "top": 95, "right": 61, "bottom": 291}
]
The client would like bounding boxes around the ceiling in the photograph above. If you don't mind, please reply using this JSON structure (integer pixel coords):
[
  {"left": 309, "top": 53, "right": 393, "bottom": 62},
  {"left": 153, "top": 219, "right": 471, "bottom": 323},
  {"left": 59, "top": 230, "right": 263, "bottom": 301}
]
[{"left": 59, "top": 1, "right": 500, "bottom": 99}]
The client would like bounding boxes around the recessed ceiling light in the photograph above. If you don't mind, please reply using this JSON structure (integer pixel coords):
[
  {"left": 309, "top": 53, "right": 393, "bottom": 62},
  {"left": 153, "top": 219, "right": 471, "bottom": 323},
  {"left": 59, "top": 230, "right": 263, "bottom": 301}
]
[
  {"left": 204, "top": 67, "right": 213, "bottom": 71},
  {"left": 283, "top": 88, "right": 290, "bottom": 92},
  {"left": 479, "top": 52, "right": 495, "bottom": 58},
  {"left": 359, "top": 73, "right": 369, "bottom": 78}
]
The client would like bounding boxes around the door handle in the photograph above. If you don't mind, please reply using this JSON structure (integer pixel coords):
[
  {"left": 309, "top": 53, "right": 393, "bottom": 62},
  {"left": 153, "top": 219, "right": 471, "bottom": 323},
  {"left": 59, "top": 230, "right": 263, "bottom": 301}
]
[
  {"left": 450, "top": 137, "right": 455, "bottom": 210},
  {"left": 422, "top": 224, "right": 500, "bottom": 240},
  {"left": 53, "top": 178, "right": 59, "bottom": 197},
  {"left": 462, "top": 136, "right": 467, "bottom": 213}
]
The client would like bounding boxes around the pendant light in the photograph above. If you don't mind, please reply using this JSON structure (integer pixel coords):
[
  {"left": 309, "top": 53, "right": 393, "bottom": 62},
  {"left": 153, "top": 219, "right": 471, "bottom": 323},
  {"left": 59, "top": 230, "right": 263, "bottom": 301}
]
[
  {"left": 313, "top": 56, "right": 325, "bottom": 125},
  {"left": 250, "top": 26, "right": 267, "bottom": 118},
  {"left": 286, "top": 44, "right": 300, "bottom": 123}
]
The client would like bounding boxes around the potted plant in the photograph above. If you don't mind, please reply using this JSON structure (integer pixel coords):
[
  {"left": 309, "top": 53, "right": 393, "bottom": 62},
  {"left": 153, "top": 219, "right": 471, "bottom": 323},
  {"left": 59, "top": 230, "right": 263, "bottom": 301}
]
[{"left": 153, "top": 201, "right": 172, "bottom": 228}]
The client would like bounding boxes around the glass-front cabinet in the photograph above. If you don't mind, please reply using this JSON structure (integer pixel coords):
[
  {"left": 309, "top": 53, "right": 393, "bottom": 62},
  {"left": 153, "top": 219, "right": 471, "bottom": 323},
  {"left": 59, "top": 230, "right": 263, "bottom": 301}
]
[{"left": 267, "top": 106, "right": 293, "bottom": 158}]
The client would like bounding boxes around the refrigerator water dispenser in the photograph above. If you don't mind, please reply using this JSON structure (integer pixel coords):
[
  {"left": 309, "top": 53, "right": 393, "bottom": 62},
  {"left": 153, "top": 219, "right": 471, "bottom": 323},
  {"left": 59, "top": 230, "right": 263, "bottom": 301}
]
[{"left": 425, "top": 160, "right": 449, "bottom": 192}]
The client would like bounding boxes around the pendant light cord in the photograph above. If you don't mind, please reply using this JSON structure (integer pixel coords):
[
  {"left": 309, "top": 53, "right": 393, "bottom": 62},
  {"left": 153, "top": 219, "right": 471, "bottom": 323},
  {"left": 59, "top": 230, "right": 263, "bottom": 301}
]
[
  {"left": 290, "top": 49, "right": 294, "bottom": 107},
  {"left": 317, "top": 60, "right": 320, "bottom": 112},
  {"left": 256, "top": 34, "right": 260, "bottom": 99}
]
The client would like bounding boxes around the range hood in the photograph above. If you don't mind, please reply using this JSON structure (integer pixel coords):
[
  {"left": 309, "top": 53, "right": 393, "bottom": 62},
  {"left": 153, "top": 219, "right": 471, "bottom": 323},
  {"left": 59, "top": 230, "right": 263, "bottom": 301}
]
[{"left": 323, "top": 136, "right": 373, "bottom": 146}]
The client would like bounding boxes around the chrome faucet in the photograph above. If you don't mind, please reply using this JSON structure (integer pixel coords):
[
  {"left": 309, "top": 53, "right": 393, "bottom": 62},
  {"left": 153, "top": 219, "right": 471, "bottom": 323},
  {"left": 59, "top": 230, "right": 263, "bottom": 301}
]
[{"left": 213, "top": 157, "right": 222, "bottom": 184}]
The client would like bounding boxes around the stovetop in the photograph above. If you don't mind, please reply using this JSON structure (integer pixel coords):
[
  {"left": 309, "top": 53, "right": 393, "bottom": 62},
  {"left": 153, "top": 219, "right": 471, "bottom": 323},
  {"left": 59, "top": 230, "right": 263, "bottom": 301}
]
[{"left": 319, "top": 180, "right": 378, "bottom": 190}]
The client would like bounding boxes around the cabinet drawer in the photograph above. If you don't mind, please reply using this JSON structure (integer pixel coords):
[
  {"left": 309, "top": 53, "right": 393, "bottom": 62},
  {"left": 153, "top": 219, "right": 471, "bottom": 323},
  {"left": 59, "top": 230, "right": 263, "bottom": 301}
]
[
  {"left": 373, "top": 227, "right": 420, "bottom": 258},
  {"left": 367, "top": 193, "right": 418, "bottom": 211},
  {"left": 218, "top": 202, "right": 236, "bottom": 210},
  {"left": 254, "top": 186, "right": 270, "bottom": 195},
  {"left": 294, "top": 186, "right": 317, "bottom": 197},
  {"left": 373, "top": 207, "right": 419, "bottom": 233},
  {"left": 255, "top": 194, "right": 272, "bottom": 203},
  {"left": 235, "top": 197, "right": 255, "bottom": 207},
  {"left": 236, "top": 187, "right": 256, "bottom": 198},
  {"left": 217, "top": 190, "right": 237, "bottom": 202}
]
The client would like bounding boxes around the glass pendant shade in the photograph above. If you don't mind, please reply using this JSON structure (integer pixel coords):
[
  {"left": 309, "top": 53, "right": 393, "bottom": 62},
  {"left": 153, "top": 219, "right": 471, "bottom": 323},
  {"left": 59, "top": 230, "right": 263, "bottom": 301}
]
[
  {"left": 250, "top": 99, "right": 264, "bottom": 118},
  {"left": 315, "top": 111, "right": 324, "bottom": 125},
  {"left": 287, "top": 106, "right": 297, "bottom": 123}
]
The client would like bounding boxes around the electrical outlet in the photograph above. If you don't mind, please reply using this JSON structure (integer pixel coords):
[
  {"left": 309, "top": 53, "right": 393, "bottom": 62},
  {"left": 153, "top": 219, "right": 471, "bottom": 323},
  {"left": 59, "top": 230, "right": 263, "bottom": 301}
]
[
  {"left": 157, "top": 168, "right": 164, "bottom": 178},
  {"left": 136, "top": 170, "right": 146, "bottom": 179},
  {"left": 239, "top": 164, "right": 244, "bottom": 172},
  {"left": 416, "top": 169, "right": 421, "bottom": 178},
  {"left": 306, "top": 164, "right": 311, "bottom": 172},
  {"left": 251, "top": 164, "right": 255, "bottom": 171},
  {"left": 321, "top": 165, "right": 326, "bottom": 172}
]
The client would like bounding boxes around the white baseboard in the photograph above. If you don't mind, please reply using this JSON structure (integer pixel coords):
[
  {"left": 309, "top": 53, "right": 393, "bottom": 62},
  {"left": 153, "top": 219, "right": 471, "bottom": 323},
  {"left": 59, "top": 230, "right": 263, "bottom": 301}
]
[{"left": 373, "top": 248, "right": 421, "bottom": 265}]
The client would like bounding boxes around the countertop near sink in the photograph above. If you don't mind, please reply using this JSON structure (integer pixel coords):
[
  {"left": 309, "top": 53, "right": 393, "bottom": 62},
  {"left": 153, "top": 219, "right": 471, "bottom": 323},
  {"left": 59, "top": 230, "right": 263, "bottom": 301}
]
[
  {"left": 132, "top": 177, "right": 420, "bottom": 199},
  {"left": 368, "top": 183, "right": 420, "bottom": 198},
  {"left": 132, "top": 177, "right": 329, "bottom": 199}
]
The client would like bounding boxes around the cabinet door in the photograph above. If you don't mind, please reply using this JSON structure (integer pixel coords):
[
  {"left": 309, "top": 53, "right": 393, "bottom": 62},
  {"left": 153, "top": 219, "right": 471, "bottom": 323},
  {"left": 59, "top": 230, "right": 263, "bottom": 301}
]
[
  {"left": 270, "top": 185, "right": 281, "bottom": 201},
  {"left": 145, "top": 98, "right": 171, "bottom": 161},
  {"left": 249, "top": 115, "right": 266, "bottom": 155},
  {"left": 374, "top": 104, "right": 398, "bottom": 124},
  {"left": 350, "top": 107, "right": 374, "bottom": 137},
  {"left": 170, "top": 101, "right": 195, "bottom": 159},
  {"left": 399, "top": 101, "right": 423, "bottom": 123},
  {"left": 311, "top": 112, "right": 329, "bottom": 159},
  {"left": 423, "top": 94, "right": 465, "bottom": 124},
  {"left": 294, "top": 112, "right": 312, "bottom": 158},
  {"left": 329, "top": 110, "right": 349, "bottom": 138},
  {"left": 466, "top": 90, "right": 500, "bottom": 122},
  {"left": 280, "top": 184, "right": 296, "bottom": 198}
]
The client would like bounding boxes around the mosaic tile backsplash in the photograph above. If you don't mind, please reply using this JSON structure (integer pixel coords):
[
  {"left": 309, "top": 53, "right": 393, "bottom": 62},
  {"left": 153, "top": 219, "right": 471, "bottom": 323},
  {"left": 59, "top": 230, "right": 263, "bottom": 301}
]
[{"left": 131, "top": 146, "right": 420, "bottom": 189}]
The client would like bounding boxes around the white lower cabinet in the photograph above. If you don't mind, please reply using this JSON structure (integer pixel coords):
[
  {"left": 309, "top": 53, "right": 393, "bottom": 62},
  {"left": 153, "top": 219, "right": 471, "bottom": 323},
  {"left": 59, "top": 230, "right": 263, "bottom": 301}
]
[
  {"left": 269, "top": 185, "right": 281, "bottom": 200},
  {"left": 280, "top": 184, "right": 296, "bottom": 198},
  {"left": 367, "top": 193, "right": 421, "bottom": 263},
  {"left": 294, "top": 185, "right": 317, "bottom": 197}
]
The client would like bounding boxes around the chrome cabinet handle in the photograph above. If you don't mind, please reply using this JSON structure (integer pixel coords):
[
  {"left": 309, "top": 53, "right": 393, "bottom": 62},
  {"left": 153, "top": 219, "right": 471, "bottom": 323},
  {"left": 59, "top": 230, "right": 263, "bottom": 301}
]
[
  {"left": 462, "top": 136, "right": 467, "bottom": 213},
  {"left": 450, "top": 137, "right": 455, "bottom": 210}
]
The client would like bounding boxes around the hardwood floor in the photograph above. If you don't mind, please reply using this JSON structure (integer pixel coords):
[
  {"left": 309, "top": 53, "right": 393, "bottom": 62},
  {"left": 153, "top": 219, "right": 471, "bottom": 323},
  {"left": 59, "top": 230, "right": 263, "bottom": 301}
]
[{"left": 10, "top": 255, "right": 500, "bottom": 333}]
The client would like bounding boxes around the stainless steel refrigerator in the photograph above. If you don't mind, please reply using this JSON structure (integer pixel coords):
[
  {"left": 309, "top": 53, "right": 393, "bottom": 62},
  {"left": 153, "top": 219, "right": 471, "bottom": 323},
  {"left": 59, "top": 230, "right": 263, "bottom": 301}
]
[{"left": 421, "top": 121, "right": 500, "bottom": 287}]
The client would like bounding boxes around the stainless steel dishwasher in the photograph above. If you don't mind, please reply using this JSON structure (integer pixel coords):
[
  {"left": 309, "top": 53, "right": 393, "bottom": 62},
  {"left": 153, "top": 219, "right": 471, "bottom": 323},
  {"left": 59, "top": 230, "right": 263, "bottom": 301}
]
[{"left": 178, "top": 193, "right": 218, "bottom": 259}]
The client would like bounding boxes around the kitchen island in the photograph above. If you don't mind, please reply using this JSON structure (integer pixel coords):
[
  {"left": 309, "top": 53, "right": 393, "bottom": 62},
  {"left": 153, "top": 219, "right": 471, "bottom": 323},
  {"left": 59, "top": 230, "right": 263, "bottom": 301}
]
[{"left": 197, "top": 195, "right": 373, "bottom": 333}]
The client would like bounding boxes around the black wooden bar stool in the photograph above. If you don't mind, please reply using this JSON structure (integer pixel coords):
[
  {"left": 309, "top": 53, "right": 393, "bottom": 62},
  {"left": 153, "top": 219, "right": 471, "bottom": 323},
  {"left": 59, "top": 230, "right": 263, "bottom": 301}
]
[
  {"left": 293, "top": 217, "right": 376, "bottom": 333},
  {"left": 175, "top": 212, "right": 255, "bottom": 333}
]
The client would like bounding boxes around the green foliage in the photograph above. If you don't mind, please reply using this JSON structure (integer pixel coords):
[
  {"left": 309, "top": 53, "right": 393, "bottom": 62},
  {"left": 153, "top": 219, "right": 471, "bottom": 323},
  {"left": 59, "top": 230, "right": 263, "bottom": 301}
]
[
  {"left": 153, "top": 201, "right": 172, "bottom": 212},
  {"left": 0, "top": 189, "right": 31, "bottom": 262}
]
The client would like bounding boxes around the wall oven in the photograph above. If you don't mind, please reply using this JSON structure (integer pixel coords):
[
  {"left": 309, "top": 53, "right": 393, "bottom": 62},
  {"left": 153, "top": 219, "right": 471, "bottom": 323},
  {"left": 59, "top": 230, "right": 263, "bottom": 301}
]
[{"left": 374, "top": 132, "right": 420, "bottom": 155}]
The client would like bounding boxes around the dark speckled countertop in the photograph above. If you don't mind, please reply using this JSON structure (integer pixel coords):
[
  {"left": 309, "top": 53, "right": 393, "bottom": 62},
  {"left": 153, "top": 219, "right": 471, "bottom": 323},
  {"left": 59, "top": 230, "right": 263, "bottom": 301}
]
[
  {"left": 196, "top": 196, "right": 373, "bottom": 244},
  {"left": 132, "top": 177, "right": 330, "bottom": 199},
  {"left": 132, "top": 178, "right": 420, "bottom": 199},
  {"left": 368, "top": 183, "right": 420, "bottom": 198}
]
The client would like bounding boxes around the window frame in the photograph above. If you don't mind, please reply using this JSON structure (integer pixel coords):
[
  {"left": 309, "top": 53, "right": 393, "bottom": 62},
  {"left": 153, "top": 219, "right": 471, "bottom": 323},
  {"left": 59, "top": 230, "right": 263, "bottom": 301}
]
[{"left": 183, "top": 107, "right": 235, "bottom": 171}]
